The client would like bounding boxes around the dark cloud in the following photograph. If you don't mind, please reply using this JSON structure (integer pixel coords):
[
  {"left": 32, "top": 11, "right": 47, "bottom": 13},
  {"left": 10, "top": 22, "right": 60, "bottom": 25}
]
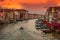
[
  {"left": 0, "top": 0, "right": 4, "bottom": 2},
  {"left": 21, "top": 0, "right": 56, "bottom": 14}
]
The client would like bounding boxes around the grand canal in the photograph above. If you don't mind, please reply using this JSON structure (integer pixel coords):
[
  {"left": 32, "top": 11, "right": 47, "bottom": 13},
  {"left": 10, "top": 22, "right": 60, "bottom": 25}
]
[{"left": 0, "top": 19, "right": 60, "bottom": 40}]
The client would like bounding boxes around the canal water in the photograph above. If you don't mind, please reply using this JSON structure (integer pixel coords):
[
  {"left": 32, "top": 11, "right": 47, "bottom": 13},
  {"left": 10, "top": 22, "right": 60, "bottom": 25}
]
[{"left": 0, "top": 19, "right": 60, "bottom": 40}]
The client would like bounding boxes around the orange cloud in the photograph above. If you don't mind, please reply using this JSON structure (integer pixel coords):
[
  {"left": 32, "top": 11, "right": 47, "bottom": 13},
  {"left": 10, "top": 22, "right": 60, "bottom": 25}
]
[
  {"left": 0, "top": 0, "right": 23, "bottom": 9},
  {"left": 53, "top": 0, "right": 60, "bottom": 6},
  {"left": 0, "top": 0, "right": 60, "bottom": 11},
  {"left": 19, "top": 0, "right": 48, "bottom": 4},
  {"left": 0, "top": 0, "right": 49, "bottom": 9}
]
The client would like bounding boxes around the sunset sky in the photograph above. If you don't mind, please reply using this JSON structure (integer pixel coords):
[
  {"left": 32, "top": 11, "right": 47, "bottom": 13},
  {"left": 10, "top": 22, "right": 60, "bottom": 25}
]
[{"left": 0, "top": 0, "right": 60, "bottom": 14}]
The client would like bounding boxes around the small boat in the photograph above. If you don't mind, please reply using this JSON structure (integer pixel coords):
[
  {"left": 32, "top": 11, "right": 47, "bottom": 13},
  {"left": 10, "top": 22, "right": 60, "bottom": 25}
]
[{"left": 20, "top": 27, "right": 24, "bottom": 30}]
